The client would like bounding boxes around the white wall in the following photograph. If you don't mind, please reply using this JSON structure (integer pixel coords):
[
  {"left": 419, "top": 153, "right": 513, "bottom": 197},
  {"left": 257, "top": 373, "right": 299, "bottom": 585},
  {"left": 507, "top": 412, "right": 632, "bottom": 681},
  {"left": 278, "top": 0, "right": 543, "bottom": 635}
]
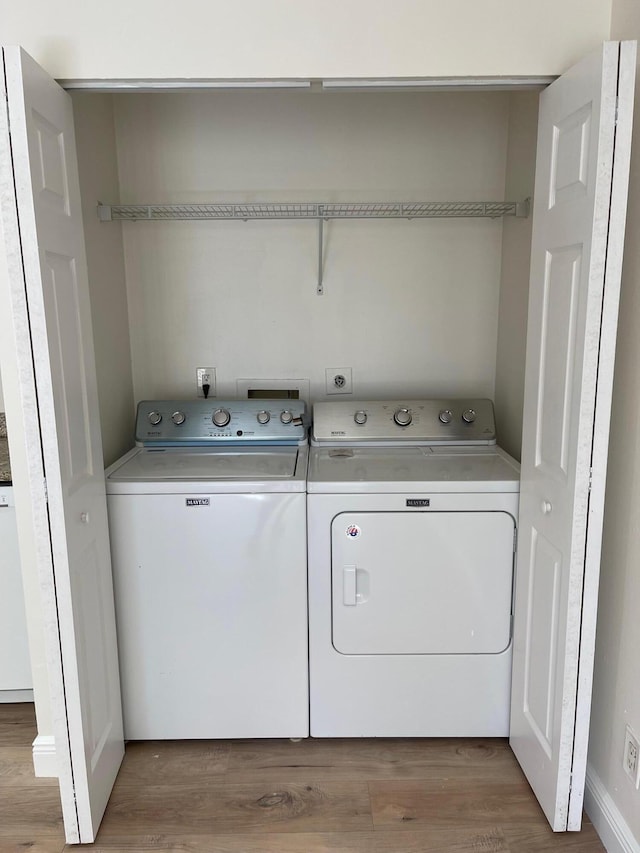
[
  {"left": 71, "top": 93, "right": 135, "bottom": 467},
  {"left": 114, "top": 91, "right": 511, "bottom": 403},
  {"left": 494, "top": 93, "right": 539, "bottom": 461},
  {"left": 1, "top": 0, "right": 611, "bottom": 81},
  {"left": 586, "top": 5, "right": 640, "bottom": 846}
]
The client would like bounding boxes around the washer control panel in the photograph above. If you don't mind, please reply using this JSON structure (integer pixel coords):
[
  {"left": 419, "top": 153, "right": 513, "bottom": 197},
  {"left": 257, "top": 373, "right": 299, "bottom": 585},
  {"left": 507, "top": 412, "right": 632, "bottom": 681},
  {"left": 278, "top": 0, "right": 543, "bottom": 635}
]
[
  {"left": 136, "top": 400, "right": 307, "bottom": 445},
  {"left": 312, "top": 399, "right": 496, "bottom": 445}
]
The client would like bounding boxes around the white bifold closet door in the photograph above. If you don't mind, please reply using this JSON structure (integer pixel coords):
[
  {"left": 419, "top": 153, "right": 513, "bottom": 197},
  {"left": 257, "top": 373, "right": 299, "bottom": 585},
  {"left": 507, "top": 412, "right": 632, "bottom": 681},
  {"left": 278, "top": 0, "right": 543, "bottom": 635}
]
[
  {"left": 510, "top": 40, "right": 635, "bottom": 831},
  {"left": 0, "top": 39, "right": 634, "bottom": 843},
  {"left": 0, "top": 46, "right": 124, "bottom": 843}
]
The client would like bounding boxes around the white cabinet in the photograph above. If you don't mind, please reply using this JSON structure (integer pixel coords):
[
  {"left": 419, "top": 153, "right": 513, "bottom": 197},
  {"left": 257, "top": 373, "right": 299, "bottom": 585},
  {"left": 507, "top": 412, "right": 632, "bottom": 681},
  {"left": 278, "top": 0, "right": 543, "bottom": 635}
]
[{"left": 0, "top": 488, "right": 32, "bottom": 698}]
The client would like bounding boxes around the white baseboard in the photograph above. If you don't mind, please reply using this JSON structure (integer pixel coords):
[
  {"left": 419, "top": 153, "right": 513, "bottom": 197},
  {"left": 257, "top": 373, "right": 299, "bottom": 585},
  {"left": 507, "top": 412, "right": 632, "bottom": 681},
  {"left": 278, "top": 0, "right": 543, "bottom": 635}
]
[
  {"left": 584, "top": 763, "right": 640, "bottom": 853},
  {"left": 0, "top": 689, "right": 34, "bottom": 703},
  {"left": 32, "top": 735, "right": 58, "bottom": 778}
]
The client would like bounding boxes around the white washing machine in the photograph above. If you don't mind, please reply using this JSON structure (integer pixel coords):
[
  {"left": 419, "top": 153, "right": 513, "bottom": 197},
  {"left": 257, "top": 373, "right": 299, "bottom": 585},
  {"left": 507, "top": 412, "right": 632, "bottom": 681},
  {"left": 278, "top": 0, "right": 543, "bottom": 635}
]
[
  {"left": 105, "top": 399, "right": 309, "bottom": 740},
  {"left": 308, "top": 398, "right": 520, "bottom": 738}
]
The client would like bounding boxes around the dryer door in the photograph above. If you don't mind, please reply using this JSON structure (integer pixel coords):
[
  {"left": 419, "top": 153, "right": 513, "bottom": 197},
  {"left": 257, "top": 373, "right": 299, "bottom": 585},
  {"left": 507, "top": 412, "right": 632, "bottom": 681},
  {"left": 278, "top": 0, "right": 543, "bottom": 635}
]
[{"left": 331, "top": 511, "right": 515, "bottom": 655}]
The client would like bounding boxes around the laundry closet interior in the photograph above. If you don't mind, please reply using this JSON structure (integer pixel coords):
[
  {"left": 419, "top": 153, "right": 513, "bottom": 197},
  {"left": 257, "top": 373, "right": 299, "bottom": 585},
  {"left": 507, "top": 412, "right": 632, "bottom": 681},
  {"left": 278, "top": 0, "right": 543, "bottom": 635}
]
[
  {"left": 7, "top": 33, "right": 632, "bottom": 837},
  {"left": 70, "top": 85, "right": 538, "bottom": 469}
]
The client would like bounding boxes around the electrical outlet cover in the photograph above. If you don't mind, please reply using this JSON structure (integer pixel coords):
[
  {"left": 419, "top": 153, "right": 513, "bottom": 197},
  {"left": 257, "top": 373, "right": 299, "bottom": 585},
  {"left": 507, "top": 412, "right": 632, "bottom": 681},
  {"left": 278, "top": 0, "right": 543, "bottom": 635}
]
[
  {"left": 326, "top": 367, "right": 353, "bottom": 395},
  {"left": 196, "top": 367, "right": 216, "bottom": 397},
  {"left": 623, "top": 725, "right": 640, "bottom": 788}
]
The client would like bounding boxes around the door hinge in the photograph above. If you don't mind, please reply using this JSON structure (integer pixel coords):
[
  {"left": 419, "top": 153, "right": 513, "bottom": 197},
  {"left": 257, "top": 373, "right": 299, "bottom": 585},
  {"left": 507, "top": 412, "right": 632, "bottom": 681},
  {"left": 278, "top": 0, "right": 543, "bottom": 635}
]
[
  {"left": 513, "top": 526, "right": 518, "bottom": 553},
  {"left": 588, "top": 467, "right": 593, "bottom": 493},
  {"left": 43, "top": 478, "right": 48, "bottom": 502}
]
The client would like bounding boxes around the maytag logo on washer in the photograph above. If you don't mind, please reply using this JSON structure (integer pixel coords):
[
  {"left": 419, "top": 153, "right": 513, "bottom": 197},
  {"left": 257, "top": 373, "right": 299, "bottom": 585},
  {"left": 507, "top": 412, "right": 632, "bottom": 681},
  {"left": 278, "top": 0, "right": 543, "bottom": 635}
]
[
  {"left": 346, "top": 524, "right": 361, "bottom": 538},
  {"left": 186, "top": 498, "right": 210, "bottom": 507}
]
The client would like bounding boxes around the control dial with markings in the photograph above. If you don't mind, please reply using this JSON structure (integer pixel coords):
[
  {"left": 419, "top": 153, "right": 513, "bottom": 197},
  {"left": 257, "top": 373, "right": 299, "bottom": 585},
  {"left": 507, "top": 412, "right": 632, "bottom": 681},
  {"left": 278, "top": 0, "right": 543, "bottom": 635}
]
[
  {"left": 393, "top": 407, "right": 412, "bottom": 426},
  {"left": 256, "top": 410, "right": 271, "bottom": 425},
  {"left": 462, "top": 408, "right": 477, "bottom": 424},
  {"left": 171, "top": 411, "right": 186, "bottom": 425},
  {"left": 147, "top": 411, "right": 162, "bottom": 426},
  {"left": 212, "top": 408, "right": 231, "bottom": 427},
  {"left": 438, "top": 409, "right": 453, "bottom": 424},
  {"left": 354, "top": 410, "right": 368, "bottom": 425},
  {"left": 280, "top": 410, "right": 294, "bottom": 424}
]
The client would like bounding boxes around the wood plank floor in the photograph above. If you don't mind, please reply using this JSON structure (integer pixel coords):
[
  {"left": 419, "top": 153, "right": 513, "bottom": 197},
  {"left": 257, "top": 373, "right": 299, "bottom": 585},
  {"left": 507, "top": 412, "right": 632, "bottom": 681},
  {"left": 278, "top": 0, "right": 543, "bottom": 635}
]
[{"left": 0, "top": 704, "right": 605, "bottom": 852}]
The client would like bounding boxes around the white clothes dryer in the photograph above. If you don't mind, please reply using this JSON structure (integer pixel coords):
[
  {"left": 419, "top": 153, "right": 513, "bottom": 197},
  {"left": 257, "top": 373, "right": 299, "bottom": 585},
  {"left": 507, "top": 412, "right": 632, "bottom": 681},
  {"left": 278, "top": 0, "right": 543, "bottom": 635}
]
[
  {"left": 106, "top": 399, "right": 309, "bottom": 740},
  {"left": 307, "top": 399, "right": 520, "bottom": 738}
]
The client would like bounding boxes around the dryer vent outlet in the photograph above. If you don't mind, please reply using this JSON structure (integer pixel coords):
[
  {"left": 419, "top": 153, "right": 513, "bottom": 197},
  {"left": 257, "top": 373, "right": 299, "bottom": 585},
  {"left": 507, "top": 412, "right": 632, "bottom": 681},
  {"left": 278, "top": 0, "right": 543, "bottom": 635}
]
[{"left": 326, "top": 368, "right": 353, "bottom": 395}]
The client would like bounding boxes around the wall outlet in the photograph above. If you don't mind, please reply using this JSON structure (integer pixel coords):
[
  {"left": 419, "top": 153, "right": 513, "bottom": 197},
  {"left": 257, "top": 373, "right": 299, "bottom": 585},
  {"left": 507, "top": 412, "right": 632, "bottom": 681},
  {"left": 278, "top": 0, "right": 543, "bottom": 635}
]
[
  {"left": 623, "top": 725, "right": 640, "bottom": 788},
  {"left": 196, "top": 367, "right": 216, "bottom": 398},
  {"left": 326, "top": 367, "right": 353, "bottom": 395}
]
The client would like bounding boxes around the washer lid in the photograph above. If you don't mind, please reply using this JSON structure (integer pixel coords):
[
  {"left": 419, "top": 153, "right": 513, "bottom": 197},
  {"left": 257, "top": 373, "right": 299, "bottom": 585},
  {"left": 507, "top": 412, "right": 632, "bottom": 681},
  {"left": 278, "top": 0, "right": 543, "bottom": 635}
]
[
  {"left": 108, "top": 446, "right": 301, "bottom": 482},
  {"left": 307, "top": 445, "right": 520, "bottom": 493}
]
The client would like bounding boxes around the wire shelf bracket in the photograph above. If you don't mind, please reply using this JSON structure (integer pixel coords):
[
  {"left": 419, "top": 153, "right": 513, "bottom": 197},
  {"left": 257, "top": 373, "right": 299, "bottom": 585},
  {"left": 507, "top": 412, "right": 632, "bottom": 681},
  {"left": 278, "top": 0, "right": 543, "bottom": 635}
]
[{"left": 97, "top": 199, "right": 531, "bottom": 295}]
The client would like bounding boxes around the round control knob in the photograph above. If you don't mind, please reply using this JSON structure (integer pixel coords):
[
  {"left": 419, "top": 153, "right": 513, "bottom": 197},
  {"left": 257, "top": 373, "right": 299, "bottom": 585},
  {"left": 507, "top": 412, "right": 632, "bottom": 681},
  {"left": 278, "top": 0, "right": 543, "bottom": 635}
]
[
  {"left": 212, "top": 408, "right": 231, "bottom": 427},
  {"left": 280, "top": 410, "right": 294, "bottom": 425},
  {"left": 394, "top": 407, "right": 412, "bottom": 427},
  {"left": 438, "top": 409, "right": 453, "bottom": 424},
  {"left": 171, "top": 411, "right": 186, "bottom": 426},
  {"left": 147, "top": 411, "right": 162, "bottom": 426},
  {"left": 354, "top": 410, "right": 368, "bottom": 425},
  {"left": 256, "top": 410, "right": 270, "bottom": 425},
  {"left": 462, "top": 408, "right": 477, "bottom": 424}
]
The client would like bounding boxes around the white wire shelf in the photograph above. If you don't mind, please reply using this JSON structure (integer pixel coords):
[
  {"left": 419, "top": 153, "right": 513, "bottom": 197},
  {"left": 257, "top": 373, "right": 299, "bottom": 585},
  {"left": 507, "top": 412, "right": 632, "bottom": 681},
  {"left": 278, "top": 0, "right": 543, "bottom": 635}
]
[
  {"left": 98, "top": 199, "right": 530, "bottom": 221},
  {"left": 97, "top": 199, "right": 530, "bottom": 294}
]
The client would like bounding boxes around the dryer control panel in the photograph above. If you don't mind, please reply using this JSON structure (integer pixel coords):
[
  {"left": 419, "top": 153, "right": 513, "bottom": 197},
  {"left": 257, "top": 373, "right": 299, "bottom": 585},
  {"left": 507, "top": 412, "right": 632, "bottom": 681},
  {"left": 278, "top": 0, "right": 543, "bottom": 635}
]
[
  {"left": 312, "top": 399, "right": 496, "bottom": 445},
  {"left": 136, "top": 400, "right": 307, "bottom": 446}
]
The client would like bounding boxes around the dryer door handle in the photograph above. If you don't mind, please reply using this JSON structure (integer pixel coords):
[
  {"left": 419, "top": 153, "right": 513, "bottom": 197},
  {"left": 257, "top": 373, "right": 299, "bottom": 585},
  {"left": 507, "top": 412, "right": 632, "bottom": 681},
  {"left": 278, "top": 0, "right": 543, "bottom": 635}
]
[{"left": 343, "top": 565, "right": 357, "bottom": 606}]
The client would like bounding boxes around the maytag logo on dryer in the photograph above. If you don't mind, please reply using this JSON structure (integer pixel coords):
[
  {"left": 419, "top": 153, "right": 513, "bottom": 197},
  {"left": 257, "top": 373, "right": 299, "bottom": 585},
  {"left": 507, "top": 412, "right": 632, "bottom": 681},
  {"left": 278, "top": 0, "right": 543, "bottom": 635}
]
[
  {"left": 186, "top": 498, "right": 210, "bottom": 507},
  {"left": 406, "top": 498, "right": 431, "bottom": 507}
]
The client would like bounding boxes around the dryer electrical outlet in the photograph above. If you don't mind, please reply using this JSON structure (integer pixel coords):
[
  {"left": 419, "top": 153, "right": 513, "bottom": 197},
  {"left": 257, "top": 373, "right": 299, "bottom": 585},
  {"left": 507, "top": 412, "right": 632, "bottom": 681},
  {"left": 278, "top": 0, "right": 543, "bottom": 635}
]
[{"left": 326, "top": 368, "right": 352, "bottom": 395}]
